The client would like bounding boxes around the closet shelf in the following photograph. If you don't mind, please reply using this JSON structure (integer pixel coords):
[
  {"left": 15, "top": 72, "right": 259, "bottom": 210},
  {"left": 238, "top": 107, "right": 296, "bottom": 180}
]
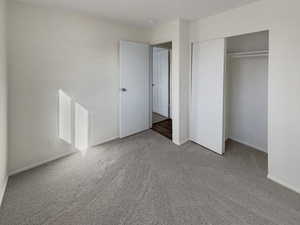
[{"left": 228, "top": 50, "right": 269, "bottom": 58}]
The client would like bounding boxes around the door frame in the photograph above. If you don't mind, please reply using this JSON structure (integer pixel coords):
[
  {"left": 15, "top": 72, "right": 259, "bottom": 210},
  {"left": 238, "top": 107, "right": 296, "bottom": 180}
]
[{"left": 119, "top": 39, "right": 175, "bottom": 141}]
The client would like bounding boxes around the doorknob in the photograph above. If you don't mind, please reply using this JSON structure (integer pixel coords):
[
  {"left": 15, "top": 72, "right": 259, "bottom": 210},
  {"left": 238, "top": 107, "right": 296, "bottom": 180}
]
[{"left": 121, "top": 88, "right": 127, "bottom": 92}]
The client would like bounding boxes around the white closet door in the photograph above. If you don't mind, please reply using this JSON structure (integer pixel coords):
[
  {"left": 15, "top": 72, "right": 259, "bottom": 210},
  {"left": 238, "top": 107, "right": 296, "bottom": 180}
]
[
  {"left": 120, "top": 41, "right": 150, "bottom": 138},
  {"left": 191, "top": 39, "right": 226, "bottom": 155}
]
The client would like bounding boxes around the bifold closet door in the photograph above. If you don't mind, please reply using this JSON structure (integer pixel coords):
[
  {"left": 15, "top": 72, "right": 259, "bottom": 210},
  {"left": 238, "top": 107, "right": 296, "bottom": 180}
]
[{"left": 191, "top": 39, "right": 225, "bottom": 155}]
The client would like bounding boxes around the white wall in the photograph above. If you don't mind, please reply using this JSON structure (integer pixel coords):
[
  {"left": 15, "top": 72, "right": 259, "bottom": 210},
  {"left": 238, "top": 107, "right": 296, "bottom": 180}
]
[
  {"left": 7, "top": 1, "right": 148, "bottom": 174},
  {"left": 227, "top": 31, "right": 269, "bottom": 52},
  {"left": 178, "top": 20, "right": 190, "bottom": 144},
  {"left": 190, "top": 0, "right": 300, "bottom": 193},
  {"left": 0, "top": 0, "right": 7, "bottom": 204},
  {"left": 227, "top": 56, "right": 268, "bottom": 152},
  {"left": 74, "top": 103, "right": 89, "bottom": 153}
]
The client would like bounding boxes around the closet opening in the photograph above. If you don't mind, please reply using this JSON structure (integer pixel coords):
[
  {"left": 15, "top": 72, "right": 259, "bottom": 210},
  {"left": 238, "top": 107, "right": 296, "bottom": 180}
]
[
  {"left": 151, "top": 42, "right": 172, "bottom": 140},
  {"left": 224, "top": 31, "right": 269, "bottom": 157}
]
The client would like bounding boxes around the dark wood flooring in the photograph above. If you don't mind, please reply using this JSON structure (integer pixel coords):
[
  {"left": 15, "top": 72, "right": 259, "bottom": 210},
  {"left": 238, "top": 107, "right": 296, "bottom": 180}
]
[{"left": 152, "top": 119, "right": 172, "bottom": 140}]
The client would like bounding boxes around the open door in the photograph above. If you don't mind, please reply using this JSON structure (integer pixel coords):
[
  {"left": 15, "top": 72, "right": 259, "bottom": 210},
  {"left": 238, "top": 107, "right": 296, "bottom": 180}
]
[
  {"left": 120, "top": 41, "right": 150, "bottom": 138},
  {"left": 190, "top": 38, "right": 226, "bottom": 154},
  {"left": 153, "top": 48, "right": 169, "bottom": 118}
]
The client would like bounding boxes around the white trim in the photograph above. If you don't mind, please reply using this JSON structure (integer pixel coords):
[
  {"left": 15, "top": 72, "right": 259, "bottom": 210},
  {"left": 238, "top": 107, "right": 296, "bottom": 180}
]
[
  {"left": 0, "top": 176, "right": 8, "bottom": 206},
  {"left": 91, "top": 136, "right": 119, "bottom": 147},
  {"left": 174, "top": 138, "right": 189, "bottom": 146},
  {"left": 179, "top": 138, "right": 189, "bottom": 146},
  {"left": 268, "top": 174, "right": 300, "bottom": 195},
  {"left": 173, "top": 139, "right": 180, "bottom": 146},
  {"left": 9, "top": 136, "right": 119, "bottom": 177},
  {"left": 228, "top": 137, "right": 267, "bottom": 153},
  {"left": 150, "top": 39, "right": 173, "bottom": 46},
  {"left": 8, "top": 151, "right": 77, "bottom": 177}
]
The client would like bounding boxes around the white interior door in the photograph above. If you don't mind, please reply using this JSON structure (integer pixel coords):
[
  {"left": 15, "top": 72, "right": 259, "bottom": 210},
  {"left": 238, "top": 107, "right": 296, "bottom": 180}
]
[
  {"left": 153, "top": 49, "right": 159, "bottom": 113},
  {"left": 153, "top": 48, "right": 169, "bottom": 117},
  {"left": 120, "top": 41, "right": 150, "bottom": 138},
  {"left": 191, "top": 38, "right": 226, "bottom": 155},
  {"left": 158, "top": 49, "right": 169, "bottom": 117}
]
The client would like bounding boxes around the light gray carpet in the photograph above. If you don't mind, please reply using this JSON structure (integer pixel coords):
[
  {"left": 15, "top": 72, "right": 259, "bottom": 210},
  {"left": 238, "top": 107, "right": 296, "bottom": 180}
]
[{"left": 1, "top": 130, "right": 300, "bottom": 225}]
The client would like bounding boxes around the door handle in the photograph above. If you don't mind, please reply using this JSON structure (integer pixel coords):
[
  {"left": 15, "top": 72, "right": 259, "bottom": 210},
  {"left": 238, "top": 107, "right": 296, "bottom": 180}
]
[{"left": 121, "top": 88, "right": 127, "bottom": 92}]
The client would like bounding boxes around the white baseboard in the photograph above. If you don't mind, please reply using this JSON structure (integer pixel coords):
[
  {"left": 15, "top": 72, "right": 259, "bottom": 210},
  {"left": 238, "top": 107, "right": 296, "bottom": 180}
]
[
  {"left": 267, "top": 174, "right": 300, "bottom": 195},
  {"left": 8, "top": 151, "right": 77, "bottom": 177},
  {"left": 9, "top": 136, "right": 118, "bottom": 177},
  {"left": 91, "top": 136, "right": 119, "bottom": 147},
  {"left": 179, "top": 138, "right": 189, "bottom": 146},
  {"left": 0, "top": 176, "right": 8, "bottom": 207},
  {"left": 228, "top": 137, "right": 267, "bottom": 153},
  {"left": 173, "top": 139, "right": 181, "bottom": 146}
]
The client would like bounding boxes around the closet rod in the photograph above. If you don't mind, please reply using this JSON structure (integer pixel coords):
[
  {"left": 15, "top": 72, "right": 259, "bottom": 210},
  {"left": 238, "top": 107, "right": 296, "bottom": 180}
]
[{"left": 228, "top": 50, "right": 269, "bottom": 58}]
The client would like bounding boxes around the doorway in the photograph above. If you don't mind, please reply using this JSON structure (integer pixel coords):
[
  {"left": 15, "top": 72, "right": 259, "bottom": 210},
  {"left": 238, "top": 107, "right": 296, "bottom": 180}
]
[{"left": 151, "top": 42, "right": 172, "bottom": 140}]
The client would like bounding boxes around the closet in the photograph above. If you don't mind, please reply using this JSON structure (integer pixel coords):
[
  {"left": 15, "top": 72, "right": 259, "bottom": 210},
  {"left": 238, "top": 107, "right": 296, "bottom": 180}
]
[
  {"left": 191, "top": 31, "right": 268, "bottom": 155},
  {"left": 225, "top": 31, "right": 268, "bottom": 153}
]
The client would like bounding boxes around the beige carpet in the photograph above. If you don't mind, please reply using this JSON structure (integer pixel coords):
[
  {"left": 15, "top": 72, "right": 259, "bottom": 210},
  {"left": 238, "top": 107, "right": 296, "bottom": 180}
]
[{"left": 0, "top": 130, "right": 300, "bottom": 225}]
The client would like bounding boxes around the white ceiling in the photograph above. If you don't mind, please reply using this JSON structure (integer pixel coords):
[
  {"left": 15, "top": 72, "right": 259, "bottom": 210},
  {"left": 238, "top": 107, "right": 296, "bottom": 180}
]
[{"left": 15, "top": 0, "right": 260, "bottom": 27}]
